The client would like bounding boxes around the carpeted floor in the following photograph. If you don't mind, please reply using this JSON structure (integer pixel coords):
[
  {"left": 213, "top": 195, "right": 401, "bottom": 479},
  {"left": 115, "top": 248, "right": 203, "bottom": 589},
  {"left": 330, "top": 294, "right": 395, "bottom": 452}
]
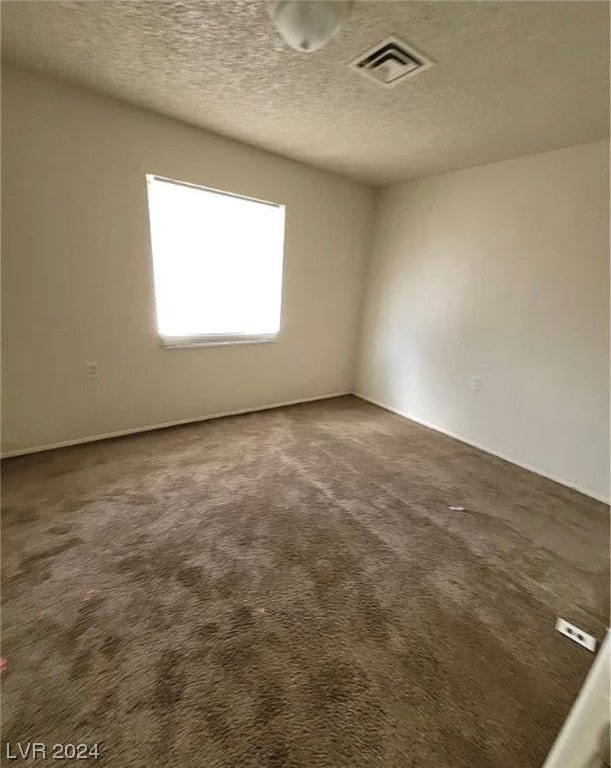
[{"left": 1, "top": 395, "right": 609, "bottom": 767}]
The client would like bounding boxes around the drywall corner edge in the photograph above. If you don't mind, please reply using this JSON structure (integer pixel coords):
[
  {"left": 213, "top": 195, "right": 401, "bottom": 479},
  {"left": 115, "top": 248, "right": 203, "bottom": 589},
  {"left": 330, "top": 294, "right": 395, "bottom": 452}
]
[{"left": 351, "top": 184, "right": 384, "bottom": 392}]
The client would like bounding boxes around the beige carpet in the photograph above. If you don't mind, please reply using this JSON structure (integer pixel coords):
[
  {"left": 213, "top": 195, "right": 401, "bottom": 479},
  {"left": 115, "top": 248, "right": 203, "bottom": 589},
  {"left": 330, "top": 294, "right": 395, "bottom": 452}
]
[{"left": 1, "top": 395, "right": 608, "bottom": 767}]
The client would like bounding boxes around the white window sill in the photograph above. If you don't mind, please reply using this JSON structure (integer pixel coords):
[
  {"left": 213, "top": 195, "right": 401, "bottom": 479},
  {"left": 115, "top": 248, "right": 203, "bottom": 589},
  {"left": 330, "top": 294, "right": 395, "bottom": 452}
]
[{"left": 159, "top": 333, "right": 278, "bottom": 349}]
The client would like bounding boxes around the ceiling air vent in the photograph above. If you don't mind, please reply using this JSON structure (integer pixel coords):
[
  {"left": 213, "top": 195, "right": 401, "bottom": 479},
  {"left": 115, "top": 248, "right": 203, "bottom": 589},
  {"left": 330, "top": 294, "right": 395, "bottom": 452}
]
[{"left": 350, "top": 36, "right": 434, "bottom": 87}]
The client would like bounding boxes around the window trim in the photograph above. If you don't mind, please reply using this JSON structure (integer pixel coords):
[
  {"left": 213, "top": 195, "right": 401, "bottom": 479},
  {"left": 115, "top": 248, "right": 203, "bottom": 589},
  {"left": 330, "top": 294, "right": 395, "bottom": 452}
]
[
  {"left": 145, "top": 174, "right": 285, "bottom": 350},
  {"left": 147, "top": 174, "right": 281, "bottom": 210},
  {"left": 159, "top": 332, "right": 278, "bottom": 349}
]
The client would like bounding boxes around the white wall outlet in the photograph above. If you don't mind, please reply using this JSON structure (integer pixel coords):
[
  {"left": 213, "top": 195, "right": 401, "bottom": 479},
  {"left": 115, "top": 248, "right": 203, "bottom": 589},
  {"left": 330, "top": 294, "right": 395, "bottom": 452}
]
[
  {"left": 469, "top": 375, "right": 482, "bottom": 391},
  {"left": 87, "top": 362, "right": 99, "bottom": 378},
  {"left": 555, "top": 617, "right": 597, "bottom": 652}
]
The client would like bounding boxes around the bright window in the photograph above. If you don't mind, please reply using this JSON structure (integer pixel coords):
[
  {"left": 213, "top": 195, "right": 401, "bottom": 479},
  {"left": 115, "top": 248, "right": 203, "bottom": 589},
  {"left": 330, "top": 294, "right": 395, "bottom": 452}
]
[{"left": 145, "top": 175, "right": 286, "bottom": 347}]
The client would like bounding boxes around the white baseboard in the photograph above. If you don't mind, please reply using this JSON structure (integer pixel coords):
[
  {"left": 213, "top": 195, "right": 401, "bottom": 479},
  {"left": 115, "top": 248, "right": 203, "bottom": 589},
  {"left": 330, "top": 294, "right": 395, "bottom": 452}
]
[
  {"left": 5, "top": 390, "right": 609, "bottom": 505},
  {"left": 0, "top": 391, "right": 350, "bottom": 459},
  {"left": 354, "top": 392, "right": 610, "bottom": 505}
]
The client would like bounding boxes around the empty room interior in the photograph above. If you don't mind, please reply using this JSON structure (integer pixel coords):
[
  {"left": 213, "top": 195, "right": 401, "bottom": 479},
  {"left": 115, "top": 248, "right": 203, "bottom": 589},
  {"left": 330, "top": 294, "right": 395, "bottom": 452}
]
[{"left": 1, "top": 1, "right": 610, "bottom": 766}]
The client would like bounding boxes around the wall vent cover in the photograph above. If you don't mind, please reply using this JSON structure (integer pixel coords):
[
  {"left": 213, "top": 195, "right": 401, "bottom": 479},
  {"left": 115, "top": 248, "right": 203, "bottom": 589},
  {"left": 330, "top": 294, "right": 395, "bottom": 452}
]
[{"left": 349, "top": 36, "right": 434, "bottom": 87}]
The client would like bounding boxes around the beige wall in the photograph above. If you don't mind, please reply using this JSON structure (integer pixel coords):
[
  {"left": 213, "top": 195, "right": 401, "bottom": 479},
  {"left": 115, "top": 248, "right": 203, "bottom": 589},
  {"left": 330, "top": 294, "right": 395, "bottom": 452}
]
[
  {"left": 357, "top": 141, "right": 610, "bottom": 501},
  {"left": 3, "top": 66, "right": 609, "bottom": 501},
  {"left": 1, "top": 65, "right": 374, "bottom": 453}
]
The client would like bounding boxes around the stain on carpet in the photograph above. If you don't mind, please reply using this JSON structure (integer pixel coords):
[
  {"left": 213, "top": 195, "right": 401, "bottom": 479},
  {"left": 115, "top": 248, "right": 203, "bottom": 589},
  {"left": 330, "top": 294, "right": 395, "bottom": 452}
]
[{"left": 1, "top": 396, "right": 608, "bottom": 767}]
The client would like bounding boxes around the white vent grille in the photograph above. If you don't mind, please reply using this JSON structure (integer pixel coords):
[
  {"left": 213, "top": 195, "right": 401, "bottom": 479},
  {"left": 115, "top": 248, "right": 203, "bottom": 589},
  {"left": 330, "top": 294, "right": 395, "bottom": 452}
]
[{"left": 349, "top": 36, "right": 434, "bottom": 87}]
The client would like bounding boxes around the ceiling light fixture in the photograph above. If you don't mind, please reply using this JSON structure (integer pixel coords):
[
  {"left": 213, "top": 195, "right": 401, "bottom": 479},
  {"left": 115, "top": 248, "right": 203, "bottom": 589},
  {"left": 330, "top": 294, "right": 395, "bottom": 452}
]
[{"left": 270, "top": 1, "right": 349, "bottom": 53}]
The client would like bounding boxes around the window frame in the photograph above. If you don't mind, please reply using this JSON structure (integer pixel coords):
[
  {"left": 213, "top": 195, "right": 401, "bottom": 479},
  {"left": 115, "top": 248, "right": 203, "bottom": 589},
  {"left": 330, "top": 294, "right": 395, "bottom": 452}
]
[{"left": 145, "top": 174, "right": 286, "bottom": 349}]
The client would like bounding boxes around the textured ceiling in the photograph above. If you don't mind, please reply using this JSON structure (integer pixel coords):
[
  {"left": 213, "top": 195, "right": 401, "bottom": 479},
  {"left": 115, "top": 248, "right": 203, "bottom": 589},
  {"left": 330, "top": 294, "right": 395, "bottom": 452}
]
[{"left": 1, "top": 0, "right": 609, "bottom": 184}]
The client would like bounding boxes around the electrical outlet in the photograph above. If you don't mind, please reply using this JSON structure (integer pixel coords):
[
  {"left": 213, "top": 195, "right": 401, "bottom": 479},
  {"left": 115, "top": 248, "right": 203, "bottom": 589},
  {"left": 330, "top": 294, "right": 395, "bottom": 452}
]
[
  {"left": 555, "top": 617, "right": 596, "bottom": 652},
  {"left": 87, "top": 362, "right": 99, "bottom": 378},
  {"left": 469, "top": 376, "right": 482, "bottom": 392}
]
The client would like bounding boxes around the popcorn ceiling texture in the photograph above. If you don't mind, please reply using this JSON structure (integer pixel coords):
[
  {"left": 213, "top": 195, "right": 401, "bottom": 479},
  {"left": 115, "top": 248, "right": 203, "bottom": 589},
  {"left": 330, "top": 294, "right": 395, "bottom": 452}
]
[{"left": 1, "top": 0, "right": 608, "bottom": 184}]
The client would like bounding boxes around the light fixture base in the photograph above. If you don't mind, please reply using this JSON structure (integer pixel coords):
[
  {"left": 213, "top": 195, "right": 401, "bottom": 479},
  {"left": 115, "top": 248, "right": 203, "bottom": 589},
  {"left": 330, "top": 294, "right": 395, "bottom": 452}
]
[{"left": 270, "top": 1, "right": 350, "bottom": 53}]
